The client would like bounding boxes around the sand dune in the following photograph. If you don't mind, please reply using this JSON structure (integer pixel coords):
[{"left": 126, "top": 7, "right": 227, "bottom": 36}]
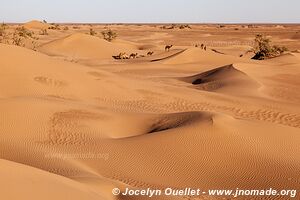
[
  {"left": 24, "top": 20, "right": 50, "bottom": 30},
  {"left": 1, "top": 23, "right": 300, "bottom": 200},
  {"left": 38, "top": 33, "right": 138, "bottom": 60},
  {"left": 0, "top": 159, "right": 104, "bottom": 200},
  {"left": 164, "top": 47, "right": 243, "bottom": 65},
  {"left": 267, "top": 52, "right": 300, "bottom": 63},
  {"left": 211, "top": 45, "right": 253, "bottom": 57},
  {"left": 98, "top": 111, "right": 213, "bottom": 139},
  {"left": 180, "top": 64, "right": 260, "bottom": 95}
]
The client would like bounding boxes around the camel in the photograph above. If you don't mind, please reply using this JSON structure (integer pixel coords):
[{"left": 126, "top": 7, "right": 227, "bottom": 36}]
[
  {"left": 147, "top": 51, "right": 154, "bottom": 56},
  {"left": 120, "top": 52, "right": 129, "bottom": 59},
  {"left": 112, "top": 52, "right": 129, "bottom": 60},
  {"left": 112, "top": 55, "right": 120, "bottom": 59},
  {"left": 165, "top": 45, "right": 173, "bottom": 51},
  {"left": 129, "top": 53, "right": 138, "bottom": 59}
]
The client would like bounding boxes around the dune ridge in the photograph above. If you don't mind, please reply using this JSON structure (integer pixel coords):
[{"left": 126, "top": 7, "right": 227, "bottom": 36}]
[{"left": 164, "top": 47, "right": 243, "bottom": 65}]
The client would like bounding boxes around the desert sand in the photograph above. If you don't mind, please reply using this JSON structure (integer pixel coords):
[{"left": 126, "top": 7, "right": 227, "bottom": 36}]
[{"left": 0, "top": 21, "right": 300, "bottom": 200}]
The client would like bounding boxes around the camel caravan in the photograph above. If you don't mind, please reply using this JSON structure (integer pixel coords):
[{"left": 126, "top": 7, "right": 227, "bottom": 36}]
[
  {"left": 112, "top": 45, "right": 173, "bottom": 60},
  {"left": 112, "top": 52, "right": 152, "bottom": 60}
]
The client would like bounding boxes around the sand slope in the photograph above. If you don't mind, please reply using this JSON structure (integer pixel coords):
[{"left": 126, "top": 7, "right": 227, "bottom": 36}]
[
  {"left": 180, "top": 64, "right": 260, "bottom": 95},
  {"left": 38, "top": 33, "right": 138, "bottom": 60},
  {"left": 0, "top": 159, "right": 104, "bottom": 200},
  {"left": 164, "top": 47, "right": 243, "bottom": 65}
]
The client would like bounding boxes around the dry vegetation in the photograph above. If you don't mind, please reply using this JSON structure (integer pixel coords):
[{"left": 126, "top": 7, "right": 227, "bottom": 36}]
[
  {"left": 0, "top": 25, "right": 38, "bottom": 49},
  {"left": 161, "top": 24, "right": 191, "bottom": 30},
  {"left": 48, "top": 23, "right": 61, "bottom": 30},
  {"left": 40, "top": 29, "right": 48, "bottom": 35},
  {"left": 252, "top": 34, "right": 288, "bottom": 60},
  {"left": 101, "top": 29, "right": 117, "bottom": 42},
  {"left": 89, "top": 28, "right": 97, "bottom": 36},
  {"left": 0, "top": 23, "right": 8, "bottom": 42}
]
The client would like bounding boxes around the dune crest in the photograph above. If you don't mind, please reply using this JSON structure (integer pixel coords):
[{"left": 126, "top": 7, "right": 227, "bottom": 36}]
[
  {"left": 164, "top": 47, "right": 242, "bottom": 64},
  {"left": 99, "top": 111, "right": 213, "bottom": 139},
  {"left": 180, "top": 64, "right": 260, "bottom": 95}
]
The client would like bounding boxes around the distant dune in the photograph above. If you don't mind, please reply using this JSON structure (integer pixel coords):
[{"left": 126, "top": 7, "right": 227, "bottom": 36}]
[
  {"left": 38, "top": 33, "right": 138, "bottom": 60},
  {"left": 24, "top": 20, "right": 50, "bottom": 30}
]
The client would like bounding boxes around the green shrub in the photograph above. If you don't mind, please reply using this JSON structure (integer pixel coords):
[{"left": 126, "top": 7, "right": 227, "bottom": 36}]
[
  {"left": 252, "top": 34, "right": 288, "bottom": 60},
  {"left": 101, "top": 29, "right": 117, "bottom": 42}
]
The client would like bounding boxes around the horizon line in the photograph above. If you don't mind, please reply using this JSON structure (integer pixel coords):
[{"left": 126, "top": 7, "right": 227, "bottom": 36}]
[{"left": 2, "top": 21, "right": 300, "bottom": 25}]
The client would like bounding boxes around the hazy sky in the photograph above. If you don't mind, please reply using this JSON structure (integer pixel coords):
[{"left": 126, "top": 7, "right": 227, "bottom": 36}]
[{"left": 1, "top": 0, "right": 299, "bottom": 23}]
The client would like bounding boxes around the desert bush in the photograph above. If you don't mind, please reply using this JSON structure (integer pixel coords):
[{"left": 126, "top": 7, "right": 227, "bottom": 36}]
[
  {"left": 248, "top": 24, "right": 257, "bottom": 28},
  {"left": 54, "top": 24, "right": 60, "bottom": 30},
  {"left": 161, "top": 25, "right": 174, "bottom": 30},
  {"left": 63, "top": 26, "right": 69, "bottom": 31},
  {"left": 252, "top": 34, "right": 288, "bottom": 60},
  {"left": 16, "top": 26, "right": 33, "bottom": 38},
  {"left": 12, "top": 26, "right": 38, "bottom": 46},
  {"left": 179, "top": 24, "right": 191, "bottom": 29},
  {"left": 40, "top": 29, "right": 48, "bottom": 35},
  {"left": 161, "top": 24, "right": 191, "bottom": 30},
  {"left": 89, "top": 28, "right": 97, "bottom": 36},
  {"left": 0, "top": 25, "right": 7, "bottom": 43},
  {"left": 49, "top": 23, "right": 61, "bottom": 30},
  {"left": 101, "top": 29, "right": 117, "bottom": 42},
  {"left": 272, "top": 45, "right": 288, "bottom": 55},
  {"left": 0, "top": 23, "right": 7, "bottom": 37},
  {"left": 12, "top": 31, "right": 23, "bottom": 46}
]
